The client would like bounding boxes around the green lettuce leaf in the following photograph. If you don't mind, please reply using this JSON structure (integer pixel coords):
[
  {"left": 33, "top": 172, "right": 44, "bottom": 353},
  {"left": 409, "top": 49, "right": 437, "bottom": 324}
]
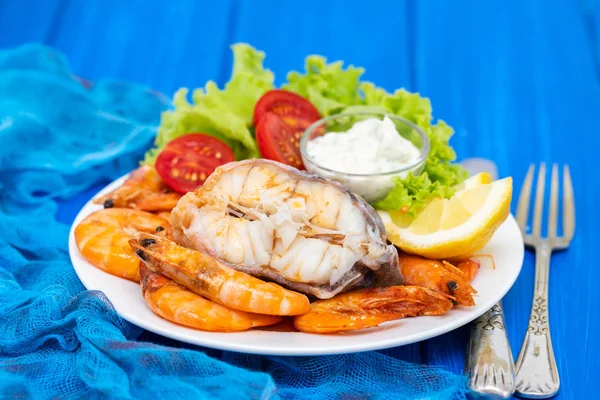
[
  {"left": 283, "top": 56, "right": 364, "bottom": 116},
  {"left": 373, "top": 172, "right": 453, "bottom": 215},
  {"left": 144, "top": 43, "right": 273, "bottom": 164},
  {"left": 373, "top": 122, "right": 469, "bottom": 216}
]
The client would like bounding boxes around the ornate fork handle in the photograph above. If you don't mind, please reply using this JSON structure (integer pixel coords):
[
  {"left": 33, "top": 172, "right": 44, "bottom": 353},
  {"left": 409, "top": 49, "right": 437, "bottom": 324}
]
[
  {"left": 515, "top": 245, "right": 560, "bottom": 398},
  {"left": 466, "top": 301, "right": 515, "bottom": 399}
]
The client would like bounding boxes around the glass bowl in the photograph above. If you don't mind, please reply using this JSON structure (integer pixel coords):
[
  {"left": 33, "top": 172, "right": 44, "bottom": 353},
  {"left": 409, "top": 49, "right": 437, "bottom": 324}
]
[{"left": 300, "top": 111, "right": 430, "bottom": 203}]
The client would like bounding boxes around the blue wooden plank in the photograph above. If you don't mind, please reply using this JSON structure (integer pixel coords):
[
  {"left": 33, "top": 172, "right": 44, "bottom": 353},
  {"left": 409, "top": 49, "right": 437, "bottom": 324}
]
[
  {"left": 0, "top": 0, "right": 64, "bottom": 46},
  {"left": 422, "top": 325, "right": 469, "bottom": 372},
  {"left": 229, "top": 0, "right": 415, "bottom": 91},
  {"left": 579, "top": 0, "right": 600, "bottom": 79},
  {"left": 9, "top": 0, "right": 235, "bottom": 95},
  {"left": 413, "top": 1, "right": 600, "bottom": 398}
]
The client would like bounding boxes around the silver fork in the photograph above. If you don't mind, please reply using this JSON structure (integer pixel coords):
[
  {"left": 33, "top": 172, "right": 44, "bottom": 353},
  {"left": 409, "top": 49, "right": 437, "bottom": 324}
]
[
  {"left": 514, "top": 163, "right": 575, "bottom": 399},
  {"left": 463, "top": 158, "right": 515, "bottom": 400}
]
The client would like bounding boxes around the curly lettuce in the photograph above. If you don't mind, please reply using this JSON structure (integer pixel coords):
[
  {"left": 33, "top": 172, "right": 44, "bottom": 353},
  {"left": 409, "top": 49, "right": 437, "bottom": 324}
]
[
  {"left": 283, "top": 56, "right": 364, "bottom": 116},
  {"left": 374, "top": 172, "right": 453, "bottom": 214},
  {"left": 144, "top": 44, "right": 273, "bottom": 163},
  {"left": 284, "top": 56, "right": 468, "bottom": 214}
]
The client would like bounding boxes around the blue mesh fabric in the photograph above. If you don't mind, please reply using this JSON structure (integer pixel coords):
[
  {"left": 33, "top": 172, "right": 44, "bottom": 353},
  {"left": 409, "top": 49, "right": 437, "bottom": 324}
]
[{"left": 0, "top": 44, "right": 467, "bottom": 399}]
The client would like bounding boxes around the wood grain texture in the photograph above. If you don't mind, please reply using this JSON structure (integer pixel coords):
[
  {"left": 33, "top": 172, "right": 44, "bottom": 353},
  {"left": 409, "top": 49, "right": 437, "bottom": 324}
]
[
  {"left": 2, "top": 0, "right": 598, "bottom": 398},
  {"left": 0, "top": 0, "right": 236, "bottom": 93}
]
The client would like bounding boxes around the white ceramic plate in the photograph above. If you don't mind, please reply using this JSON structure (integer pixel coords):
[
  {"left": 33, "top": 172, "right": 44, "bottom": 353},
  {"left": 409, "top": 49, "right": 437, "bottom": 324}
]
[{"left": 69, "top": 174, "right": 524, "bottom": 356}]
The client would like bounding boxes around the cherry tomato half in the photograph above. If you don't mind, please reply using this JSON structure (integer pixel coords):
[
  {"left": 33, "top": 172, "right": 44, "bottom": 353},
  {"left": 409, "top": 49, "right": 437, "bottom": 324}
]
[
  {"left": 253, "top": 89, "right": 320, "bottom": 127},
  {"left": 256, "top": 112, "right": 310, "bottom": 169},
  {"left": 155, "top": 134, "right": 235, "bottom": 194},
  {"left": 254, "top": 90, "right": 321, "bottom": 168}
]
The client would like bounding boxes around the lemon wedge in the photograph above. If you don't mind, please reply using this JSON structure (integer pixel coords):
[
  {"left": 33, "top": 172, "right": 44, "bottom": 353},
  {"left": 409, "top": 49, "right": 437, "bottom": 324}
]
[
  {"left": 454, "top": 172, "right": 493, "bottom": 190},
  {"left": 379, "top": 176, "right": 512, "bottom": 259}
]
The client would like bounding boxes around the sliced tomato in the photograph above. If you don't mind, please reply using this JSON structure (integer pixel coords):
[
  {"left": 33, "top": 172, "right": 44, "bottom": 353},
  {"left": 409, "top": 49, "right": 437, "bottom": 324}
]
[
  {"left": 253, "top": 89, "right": 320, "bottom": 127},
  {"left": 256, "top": 112, "right": 308, "bottom": 169},
  {"left": 254, "top": 90, "right": 321, "bottom": 168},
  {"left": 155, "top": 134, "right": 235, "bottom": 194}
]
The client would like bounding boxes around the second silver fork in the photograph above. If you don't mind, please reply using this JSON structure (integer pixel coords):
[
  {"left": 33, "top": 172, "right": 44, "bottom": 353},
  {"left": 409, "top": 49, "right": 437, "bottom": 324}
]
[{"left": 514, "top": 163, "right": 575, "bottom": 399}]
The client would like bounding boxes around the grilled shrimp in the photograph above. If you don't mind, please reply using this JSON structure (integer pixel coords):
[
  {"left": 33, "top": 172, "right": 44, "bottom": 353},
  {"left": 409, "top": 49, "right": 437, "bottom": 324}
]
[
  {"left": 398, "top": 253, "right": 477, "bottom": 306},
  {"left": 293, "top": 286, "right": 452, "bottom": 333},
  {"left": 94, "top": 166, "right": 181, "bottom": 211},
  {"left": 454, "top": 258, "right": 481, "bottom": 282},
  {"left": 154, "top": 211, "right": 172, "bottom": 222},
  {"left": 74, "top": 208, "right": 171, "bottom": 282},
  {"left": 140, "top": 263, "right": 281, "bottom": 332},
  {"left": 130, "top": 234, "right": 310, "bottom": 316}
]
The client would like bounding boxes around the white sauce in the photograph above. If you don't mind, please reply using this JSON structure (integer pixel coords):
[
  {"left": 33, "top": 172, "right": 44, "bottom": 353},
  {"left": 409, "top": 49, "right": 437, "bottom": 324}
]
[
  {"left": 303, "top": 116, "right": 425, "bottom": 202},
  {"left": 306, "top": 116, "right": 421, "bottom": 174}
]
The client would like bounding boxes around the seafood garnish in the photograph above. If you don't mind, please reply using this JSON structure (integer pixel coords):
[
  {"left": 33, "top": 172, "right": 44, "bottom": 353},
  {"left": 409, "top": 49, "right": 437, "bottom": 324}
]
[
  {"left": 94, "top": 166, "right": 181, "bottom": 211},
  {"left": 454, "top": 258, "right": 481, "bottom": 283},
  {"left": 293, "top": 286, "right": 453, "bottom": 333},
  {"left": 172, "top": 159, "right": 401, "bottom": 299},
  {"left": 140, "top": 263, "right": 281, "bottom": 332},
  {"left": 74, "top": 208, "right": 171, "bottom": 282},
  {"left": 130, "top": 233, "right": 310, "bottom": 316},
  {"left": 398, "top": 253, "right": 477, "bottom": 306},
  {"left": 154, "top": 210, "right": 172, "bottom": 222}
]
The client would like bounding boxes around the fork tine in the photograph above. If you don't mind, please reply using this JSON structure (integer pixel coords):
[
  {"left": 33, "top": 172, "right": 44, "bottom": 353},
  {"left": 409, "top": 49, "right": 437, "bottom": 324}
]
[
  {"left": 532, "top": 163, "right": 546, "bottom": 237},
  {"left": 562, "top": 165, "right": 575, "bottom": 241},
  {"left": 547, "top": 164, "right": 559, "bottom": 238},
  {"left": 516, "top": 164, "right": 535, "bottom": 233}
]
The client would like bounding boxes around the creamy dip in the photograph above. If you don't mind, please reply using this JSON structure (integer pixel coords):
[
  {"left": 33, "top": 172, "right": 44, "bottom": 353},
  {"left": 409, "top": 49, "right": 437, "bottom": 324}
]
[{"left": 306, "top": 116, "right": 421, "bottom": 174}]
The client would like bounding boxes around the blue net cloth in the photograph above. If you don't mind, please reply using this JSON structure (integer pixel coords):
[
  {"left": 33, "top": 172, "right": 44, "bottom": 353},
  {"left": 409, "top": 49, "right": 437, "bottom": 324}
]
[{"left": 0, "top": 44, "right": 467, "bottom": 399}]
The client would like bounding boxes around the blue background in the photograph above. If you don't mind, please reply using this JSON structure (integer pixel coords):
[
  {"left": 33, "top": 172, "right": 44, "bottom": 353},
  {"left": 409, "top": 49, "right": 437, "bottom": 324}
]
[{"left": 1, "top": 0, "right": 598, "bottom": 398}]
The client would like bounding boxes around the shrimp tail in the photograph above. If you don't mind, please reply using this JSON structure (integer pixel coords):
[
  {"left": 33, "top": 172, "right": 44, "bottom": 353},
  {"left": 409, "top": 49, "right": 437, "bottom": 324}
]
[
  {"left": 293, "top": 286, "right": 452, "bottom": 334},
  {"left": 94, "top": 166, "right": 180, "bottom": 211},
  {"left": 359, "top": 287, "right": 452, "bottom": 317}
]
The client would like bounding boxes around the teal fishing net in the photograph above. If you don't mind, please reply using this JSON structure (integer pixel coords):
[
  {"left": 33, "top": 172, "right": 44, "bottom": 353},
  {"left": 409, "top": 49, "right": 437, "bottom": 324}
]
[{"left": 0, "top": 44, "right": 467, "bottom": 399}]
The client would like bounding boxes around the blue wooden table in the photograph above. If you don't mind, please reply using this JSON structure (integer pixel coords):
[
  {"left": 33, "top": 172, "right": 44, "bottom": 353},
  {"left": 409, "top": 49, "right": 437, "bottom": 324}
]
[{"left": 1, "top": 0, "right": 598, "bottom": 398}]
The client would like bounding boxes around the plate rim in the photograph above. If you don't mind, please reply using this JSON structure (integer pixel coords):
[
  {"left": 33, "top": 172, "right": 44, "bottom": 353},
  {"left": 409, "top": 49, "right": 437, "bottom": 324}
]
[{"left": 68, "top": 173, "right": 524, "bottom": 356}]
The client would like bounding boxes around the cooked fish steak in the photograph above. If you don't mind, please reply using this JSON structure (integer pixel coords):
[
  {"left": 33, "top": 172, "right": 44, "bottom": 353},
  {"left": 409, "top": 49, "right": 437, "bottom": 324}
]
[{"left": 172, "top": 159, "right": 401, "bottom": 299}]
